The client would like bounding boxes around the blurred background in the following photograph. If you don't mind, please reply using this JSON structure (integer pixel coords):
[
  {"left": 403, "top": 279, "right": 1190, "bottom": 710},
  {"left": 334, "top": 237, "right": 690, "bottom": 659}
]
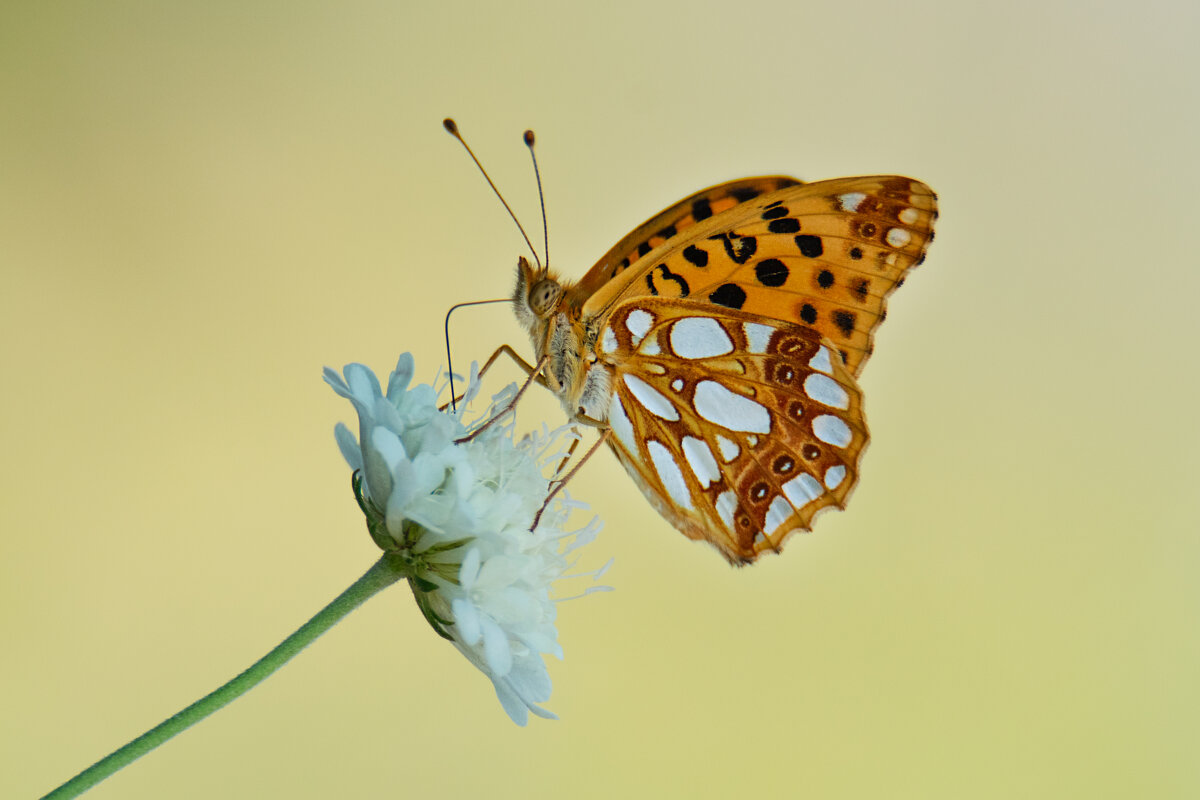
[{"left": 3, "top": 1, "right": 1198, "bottom": 797}]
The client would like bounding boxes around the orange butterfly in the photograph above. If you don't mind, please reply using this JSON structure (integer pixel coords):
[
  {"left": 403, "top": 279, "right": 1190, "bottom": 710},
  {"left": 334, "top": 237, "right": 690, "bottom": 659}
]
[
  {"left": 508, "top": 174, "right": 938, "bottom": 564},
  {"left": 447, "top": 124, "right": 937, "bottom": 564}
]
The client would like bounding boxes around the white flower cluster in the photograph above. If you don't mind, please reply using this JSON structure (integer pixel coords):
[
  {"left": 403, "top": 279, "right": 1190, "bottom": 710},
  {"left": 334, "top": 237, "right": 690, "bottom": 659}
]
[{"left": 324, "top": 354, "right": 607, "bottom": 725}]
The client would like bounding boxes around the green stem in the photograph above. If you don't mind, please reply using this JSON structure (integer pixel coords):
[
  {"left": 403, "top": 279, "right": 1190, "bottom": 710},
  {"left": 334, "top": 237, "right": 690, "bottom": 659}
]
[{"left": 40, "top": 554, "right": 408, "bottom": 800}]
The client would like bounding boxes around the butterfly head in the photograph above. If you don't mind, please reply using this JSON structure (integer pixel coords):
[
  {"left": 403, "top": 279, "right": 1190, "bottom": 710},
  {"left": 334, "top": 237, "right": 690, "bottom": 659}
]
[{"left": 512, "top": 255, "right": 564, "bottom": 330}]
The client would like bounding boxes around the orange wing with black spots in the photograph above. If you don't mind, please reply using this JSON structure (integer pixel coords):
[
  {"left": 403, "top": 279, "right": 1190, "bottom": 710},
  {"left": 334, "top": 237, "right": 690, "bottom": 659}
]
[
  {"left": 567, "top": 176, "right": 800, "bottom": 302},
  {"left": 576, "top": 176, "right": 938, "bottom": 377}
]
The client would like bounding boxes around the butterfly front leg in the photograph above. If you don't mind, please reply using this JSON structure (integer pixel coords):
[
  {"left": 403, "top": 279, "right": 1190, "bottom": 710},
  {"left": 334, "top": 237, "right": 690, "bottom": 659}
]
[{"left": 454, "top": 348, "right": 551, "bottom": 443}]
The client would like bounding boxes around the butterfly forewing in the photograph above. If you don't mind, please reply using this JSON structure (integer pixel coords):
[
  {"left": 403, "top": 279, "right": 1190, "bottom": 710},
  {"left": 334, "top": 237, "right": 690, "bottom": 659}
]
[
  {"left": 599, "top": 299, "right": 867, "bottom": 564},
  {"left": 579, "top": 176, "right": 938, "bottom": 377},
  {"left": 569, "top": 176, "right": 801, "bottom": 302}
]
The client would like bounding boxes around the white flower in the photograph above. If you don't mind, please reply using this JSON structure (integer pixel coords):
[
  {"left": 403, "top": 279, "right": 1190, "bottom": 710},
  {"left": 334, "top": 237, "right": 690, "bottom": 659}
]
[{"left": 324, "top": 354, "right": 609, "bottom": 725}]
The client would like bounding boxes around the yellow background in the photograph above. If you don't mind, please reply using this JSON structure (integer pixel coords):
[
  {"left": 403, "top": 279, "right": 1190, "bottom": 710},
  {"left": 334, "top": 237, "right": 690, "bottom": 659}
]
[{"left": 4, "top": 1, "right": 1198, "bottom": 797}]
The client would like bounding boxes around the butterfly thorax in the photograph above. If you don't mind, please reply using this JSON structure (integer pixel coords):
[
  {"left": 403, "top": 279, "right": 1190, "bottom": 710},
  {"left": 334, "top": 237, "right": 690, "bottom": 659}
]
[{"left": 512, "top": 257, "right": 613, "bottom": 426}]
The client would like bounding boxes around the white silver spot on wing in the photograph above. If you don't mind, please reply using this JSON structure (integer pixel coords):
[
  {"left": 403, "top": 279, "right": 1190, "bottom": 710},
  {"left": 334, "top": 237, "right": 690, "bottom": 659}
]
[
  {"left": 623, "top": 374, "right": 679, "bottom": 421},
  {"left": 886, "top": 227, "right": 912, "bottom": 248},
  {"left": 670, "top": 378, "right": 684, "bottom": 392},
  {"left": 647, "top": 440, "right": 693, "bottom": 511},
  {"left": 809, "top": 345, "right": 833, "bottom": 375},
  {"left": 625, "top": 308, "right": 654, "bottom": 345},
  {"left": 898, "top": 206, "right": 919, "bottom": 225},
  {"left": 681, "top": 436, "right": 720, "bottom": 489},
  {"left": 670, "top": 317, "right": 733, "bottom": 359},
  {"left": 743, "top": 322, "right": 773, "bottom": 355},
  {"left": 837, "top": 192, "right": 866, "bottom": 212},
  {"left": 764, "top": 495, "right": 793, "bottom": 536},
  {"left": 693, "top": 381, "right": 771, "bottom": 433},
  {"left": 608, "top": 391, "right": 636, "bottom": 453},
  {"left": 715, "top": 435, "right": 740, "bottom": 462},
  {"left": 824, "top": 464, "right": 847, "bottom": 490},
  {"left": 783, "top": 473, "right": 824, "bottom": 507},
  {"left": 601, "top": 326, "right": 618, "bottom": 354},
  {"left": 804, "top": 373, "right": 850, "bottom": 409},
  {"left": 812, "top": 414, "right": 853, "bottom": 447},
  {"left": 716, "top": 490, "right": 737, "bottom": 531}
]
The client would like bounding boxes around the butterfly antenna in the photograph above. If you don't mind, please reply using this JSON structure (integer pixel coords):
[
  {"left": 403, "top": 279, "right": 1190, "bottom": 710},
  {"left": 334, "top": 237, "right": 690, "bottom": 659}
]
[
  {"left": 443, "top": 118, "right": 542, "bottom": 269},
  {"left": 443, "top": 297, "right": 513, "bottom": 412},
  {"left": 524, "top": 129, "right": 549, "bottom": 269}
]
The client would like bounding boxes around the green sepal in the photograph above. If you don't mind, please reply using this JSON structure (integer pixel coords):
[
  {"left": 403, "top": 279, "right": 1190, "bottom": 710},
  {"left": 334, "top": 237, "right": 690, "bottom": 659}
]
[
  {"left": 418, "top": 537, "right": 472, "bottom": 555},
  {"left": 410, "top": 574, "right": 439, "bottom": 593},
  {"left": 352, "top": 470, "right": 403, "bottom": 551},
  {"left": 409, "top": 579, "right": 455, "bottom": 641}
]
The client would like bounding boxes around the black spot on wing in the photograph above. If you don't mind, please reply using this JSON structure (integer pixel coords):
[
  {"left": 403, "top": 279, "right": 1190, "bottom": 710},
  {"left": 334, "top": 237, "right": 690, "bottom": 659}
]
[
  {"left": 795, "top": 235, "right": 823, "bottom": 258},
  {"left": 682, "top": 244, "right": 708, "bottom": 267},
  {"left": 731, "top": 187, "right": 761, "bottom": 203},
  {"left": 646, "top": 264, "right": 690, "bottom": 297},
  {"left": 709, "top": 283, "right": 747, "bottom": 309},
  {"left": 693, "top": 198, "right": 713, "bottom": 221},
  {"left": 768, "top": 218, "right": 801, "bottom": 234},
  {"left": 754, "top": 258, "right": 789, "bottom": 287},
  {"left": 833, "top": 310, "right": 857, "bottom": 337},
  {"left": 761, "top": 206, "right": 789, "bottom": 220},
  {"left": 709, "top": 232, "right": 758, "bottom": 264}
]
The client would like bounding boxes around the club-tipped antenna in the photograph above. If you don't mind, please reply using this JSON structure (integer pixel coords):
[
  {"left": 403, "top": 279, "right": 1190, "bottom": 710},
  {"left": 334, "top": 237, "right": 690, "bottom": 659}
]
[
  {"left": 443, "top": 297, "right": 513, "bottom": 412},
  {"left": 443, "top": 118, "right": 541, "bottom": 269},
  {"left": 524, "top": 129, "right": 549, "bottom": 270}
]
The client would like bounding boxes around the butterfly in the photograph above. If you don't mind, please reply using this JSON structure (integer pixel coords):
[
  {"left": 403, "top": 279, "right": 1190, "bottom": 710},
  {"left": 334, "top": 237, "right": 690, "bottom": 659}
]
[
  {"left": 507, "top": 173, "right": 940, "bottom": 564},
  {"left": 507, "top": 172, "right": 937, "bottom": 565}
]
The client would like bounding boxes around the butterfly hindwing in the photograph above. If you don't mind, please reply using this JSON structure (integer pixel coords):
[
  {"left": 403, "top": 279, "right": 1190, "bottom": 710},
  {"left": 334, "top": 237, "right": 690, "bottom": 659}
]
[{"left": 598, "top": 298, "right": 867, "bottom": 564}]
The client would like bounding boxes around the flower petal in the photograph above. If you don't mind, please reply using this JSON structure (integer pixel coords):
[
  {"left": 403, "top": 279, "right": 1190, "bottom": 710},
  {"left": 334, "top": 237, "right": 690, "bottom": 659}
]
[
  {"left": 333, "top": 423, "right": 362, "bottom": 472},
  {"left": 386, "top": 353, "right": 415, "bottom": 403},
  {"left": 451, "top": 597, "right": 481, "bottom": 645},
  {"left": 480, "top": 616, "right": 513, "bottom": 677}
]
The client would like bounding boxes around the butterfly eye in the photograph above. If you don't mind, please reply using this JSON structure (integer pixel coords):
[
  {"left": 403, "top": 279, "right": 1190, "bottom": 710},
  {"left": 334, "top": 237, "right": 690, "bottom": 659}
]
[{"left": 528, "top": 279, "right": 563, "bottom": 317}]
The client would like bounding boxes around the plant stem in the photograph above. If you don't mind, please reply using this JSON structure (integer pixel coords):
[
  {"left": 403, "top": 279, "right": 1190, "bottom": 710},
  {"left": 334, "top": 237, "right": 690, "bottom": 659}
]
[{"left": 40, "top": 554, "right": 408, "bottom": 800}]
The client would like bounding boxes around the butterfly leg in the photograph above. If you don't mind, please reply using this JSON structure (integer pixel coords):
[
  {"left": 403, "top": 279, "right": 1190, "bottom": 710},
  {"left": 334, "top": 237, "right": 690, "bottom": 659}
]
[
  {"left": 440, "top": 344, "right": 552, "bottom": 410},
  {"left": 548, "top": 432, "right": 587, "bottom": 478},
  {"left": 531, "top": 428, "right": 611, "bottom": 531},
  {"left": 454, "top": 352, "right": 550, "bottom": 443}
]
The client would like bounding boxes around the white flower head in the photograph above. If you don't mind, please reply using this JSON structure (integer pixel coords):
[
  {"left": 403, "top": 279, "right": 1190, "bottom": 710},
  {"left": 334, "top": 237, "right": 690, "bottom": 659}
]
[{"left": 324, "top": 354, "right": 609, "bottom": 725}]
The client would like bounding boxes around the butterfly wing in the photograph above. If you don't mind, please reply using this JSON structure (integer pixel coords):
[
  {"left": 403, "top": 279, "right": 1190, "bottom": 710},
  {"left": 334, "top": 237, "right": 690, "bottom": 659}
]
[
  {"left": 568, "top": 176, "right": 801, "bottom": 302},
  {"left": 598, "top": 299, "right": 867, "bottom": 564},
  {"left": 578, "top": 176, "right": 938, "bottom": 378}
]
